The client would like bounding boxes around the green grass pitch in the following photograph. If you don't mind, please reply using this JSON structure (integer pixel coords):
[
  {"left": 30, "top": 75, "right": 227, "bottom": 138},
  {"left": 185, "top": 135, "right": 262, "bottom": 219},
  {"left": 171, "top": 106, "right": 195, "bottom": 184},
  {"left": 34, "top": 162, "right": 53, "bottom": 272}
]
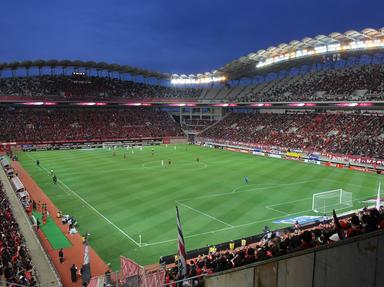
[{"left": 17, "top": 144, "right": 381, "bottom": 268}]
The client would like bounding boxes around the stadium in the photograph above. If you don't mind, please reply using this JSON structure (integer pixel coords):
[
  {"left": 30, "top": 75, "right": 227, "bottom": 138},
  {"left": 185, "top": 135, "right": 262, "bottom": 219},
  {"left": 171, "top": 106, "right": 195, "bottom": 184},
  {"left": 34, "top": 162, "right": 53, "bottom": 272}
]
[{"left": 1, "top": 25, "right": 384, "bottom": 287}]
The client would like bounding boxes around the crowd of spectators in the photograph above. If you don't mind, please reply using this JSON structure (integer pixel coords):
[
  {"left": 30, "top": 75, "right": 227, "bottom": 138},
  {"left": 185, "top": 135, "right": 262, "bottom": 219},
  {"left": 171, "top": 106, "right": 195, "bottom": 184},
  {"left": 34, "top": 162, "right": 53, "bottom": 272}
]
[
  {"left": 232, "top": 65, "right": 384, "bottom": 102},
  {"left": 201, "top": 112, "right": 384, "bottom": 158},
  {"left": 165, "top": 207, "right": 384, "bottom": 286},
  {"left": 0, "top": 75, "right": 202, "bottom": 100},
  {"left": 0, "top": 182, "right": 37, "bottom": 286},
  {"left": 2, "top": 65, "right": 384, "bottom": 102},
  {"left": 181, "top": 119, "right": 215, "bottom": 132},
  {"left": 0, "top": 107, "right": 183, "bottom": 143}
]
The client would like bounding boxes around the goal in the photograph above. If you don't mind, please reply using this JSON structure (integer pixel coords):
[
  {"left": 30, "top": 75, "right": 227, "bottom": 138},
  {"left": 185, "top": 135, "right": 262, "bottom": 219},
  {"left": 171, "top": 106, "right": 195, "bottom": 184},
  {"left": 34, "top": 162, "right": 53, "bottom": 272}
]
[
  {"left": 312, "top": 189, "right": 353, "bottom": 214},
  {"left": 102, "top": 142, "right": 124, "bottom": 150}
]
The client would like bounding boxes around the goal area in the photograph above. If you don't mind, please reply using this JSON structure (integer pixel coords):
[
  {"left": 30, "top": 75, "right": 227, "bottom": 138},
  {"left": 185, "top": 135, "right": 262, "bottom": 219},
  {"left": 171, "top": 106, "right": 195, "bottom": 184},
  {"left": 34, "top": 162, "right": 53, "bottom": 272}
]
[{"left": 312, "top": 189, "right": 353, "bottom": 214}]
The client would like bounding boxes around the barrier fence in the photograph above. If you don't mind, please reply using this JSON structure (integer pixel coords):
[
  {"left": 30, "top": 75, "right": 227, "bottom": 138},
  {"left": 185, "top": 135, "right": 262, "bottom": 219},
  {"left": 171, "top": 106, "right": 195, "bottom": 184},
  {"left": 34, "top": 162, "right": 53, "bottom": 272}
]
[{"left": 88, "top": 257, "right": 166, "bottom": 287}]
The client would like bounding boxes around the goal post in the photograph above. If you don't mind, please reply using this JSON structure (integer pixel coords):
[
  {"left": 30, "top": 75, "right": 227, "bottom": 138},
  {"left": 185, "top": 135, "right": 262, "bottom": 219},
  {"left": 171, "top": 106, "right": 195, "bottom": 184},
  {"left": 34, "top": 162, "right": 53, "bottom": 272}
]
[
  {"left": 102, "top": 142, "right": 125, "bottom": 150},
  {"left": 312, "top": 189, "right": 353, "bottom": 214}
]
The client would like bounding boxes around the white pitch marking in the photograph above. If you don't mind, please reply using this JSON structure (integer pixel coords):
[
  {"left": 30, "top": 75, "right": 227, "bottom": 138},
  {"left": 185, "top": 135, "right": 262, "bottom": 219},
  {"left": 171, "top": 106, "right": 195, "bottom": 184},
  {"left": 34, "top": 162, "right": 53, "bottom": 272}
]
[
  {"left": 266, "top": 206, "right": 290, "bottom": 215},
  {"left": 266, "top": 197, "right": 312, "bottom": 208},
  {"left": 176, "top": 201, "right": 234, "bottom": 228},
  {"left": 179, "top": 179, "right": 321, "bottom": 202},
  {"left": 144, "top": 197, "right": 367, "bottom": 248},
  {"left": 25, "top": 154, "right": 141, "bottom": 247}
]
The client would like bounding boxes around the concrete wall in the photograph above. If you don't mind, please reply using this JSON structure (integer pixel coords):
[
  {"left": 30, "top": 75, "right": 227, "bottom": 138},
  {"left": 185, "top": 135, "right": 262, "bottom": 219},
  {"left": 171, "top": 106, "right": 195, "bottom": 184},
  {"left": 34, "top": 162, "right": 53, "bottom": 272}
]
[{"left": 204, "top": 230, "right": 384, "bottom": 287}]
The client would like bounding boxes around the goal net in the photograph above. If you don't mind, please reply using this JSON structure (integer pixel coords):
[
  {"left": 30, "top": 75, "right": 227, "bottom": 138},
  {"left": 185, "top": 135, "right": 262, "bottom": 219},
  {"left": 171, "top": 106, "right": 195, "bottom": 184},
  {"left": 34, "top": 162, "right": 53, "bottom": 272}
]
[
  {"left": 102, "top": 142, "right": 124, "bottom": 150},
  {"left": 312, "top": 189, "right": 353, "bottom": 214}
]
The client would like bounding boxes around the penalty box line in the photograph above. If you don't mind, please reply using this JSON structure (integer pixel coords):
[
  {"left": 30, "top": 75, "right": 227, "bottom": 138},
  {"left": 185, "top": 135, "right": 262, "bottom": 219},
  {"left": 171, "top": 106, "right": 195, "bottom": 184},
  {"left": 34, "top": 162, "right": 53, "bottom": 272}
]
[
  {"left": 176, "top": 201, "right": 234, "bottom": 228},
  {"left": 144, "top": 198, "right": 367, "bottom": 248},
  {"left": 265, "top": 197, "right": 313, "bottom": 215},
  {"left": 25, "top": 154, "right": 142, "bottom": 247},
  {"left": 143, "top": 207, "right": 316, "bottom": 247}
]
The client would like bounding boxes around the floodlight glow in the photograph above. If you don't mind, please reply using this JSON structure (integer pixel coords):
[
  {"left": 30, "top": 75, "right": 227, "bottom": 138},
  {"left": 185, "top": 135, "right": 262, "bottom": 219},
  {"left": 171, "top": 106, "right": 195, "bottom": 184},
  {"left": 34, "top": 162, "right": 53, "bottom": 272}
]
[
  {"left": 22, "top": 102, "right": 44, "bottom": 105},
  {"left": 256, "top": 39, "right": 384, "bottom": 69},
  {"left": 168, "top": 103, "right": 186, "bottom": 107},
  {"left": 21, "top": 102, "right": 57, "bottom": 106},
  {"left": 250, "top": 103, "right": 265, "bottom": 107},
  {"left": 124, "top": 103, "right": 142, "bottom": 106},
  {"left": 171, "top": 76, "right": 226, "bottom": 85},
  {"left": 75, "top": 102, "right": 106, "bottom": 106},
  {"left": 288, "top": 103, "right": 305, "bottom": 107},
  {"left": 357, "top": 102, "right": 373, "bottom": 107},
  {"left": 336, "top": 102, "right": 358, "bottom": 107}
]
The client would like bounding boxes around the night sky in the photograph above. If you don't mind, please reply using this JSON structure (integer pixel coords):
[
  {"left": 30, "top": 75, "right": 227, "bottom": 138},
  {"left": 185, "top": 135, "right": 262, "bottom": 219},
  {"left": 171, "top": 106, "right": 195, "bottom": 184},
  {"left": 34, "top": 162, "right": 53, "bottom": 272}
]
[{"left": 0, "top": 0, "right": 383, "bottom": 74}]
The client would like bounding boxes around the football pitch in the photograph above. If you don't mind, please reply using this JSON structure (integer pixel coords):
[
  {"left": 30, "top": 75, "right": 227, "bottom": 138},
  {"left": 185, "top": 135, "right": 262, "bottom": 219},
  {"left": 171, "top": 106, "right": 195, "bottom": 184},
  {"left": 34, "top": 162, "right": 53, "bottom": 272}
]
[{"left": 17, "top": 144, "right": 381, "bottom": 268}]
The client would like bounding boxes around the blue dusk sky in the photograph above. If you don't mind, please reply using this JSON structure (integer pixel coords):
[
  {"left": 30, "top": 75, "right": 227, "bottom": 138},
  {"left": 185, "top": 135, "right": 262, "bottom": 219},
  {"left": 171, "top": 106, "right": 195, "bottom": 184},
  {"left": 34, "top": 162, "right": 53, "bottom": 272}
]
[{"left": 0, "top": 0, "right": 382, "bottom": 74}]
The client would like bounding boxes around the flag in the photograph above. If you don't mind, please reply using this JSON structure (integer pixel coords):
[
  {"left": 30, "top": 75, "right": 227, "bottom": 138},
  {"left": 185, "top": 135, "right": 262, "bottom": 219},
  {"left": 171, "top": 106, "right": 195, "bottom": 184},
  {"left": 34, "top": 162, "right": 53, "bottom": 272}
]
[
  {"left": 176, "top": 206, "right": 187, "bottom": 277},
  {"left": 87, "top": 276, "right": 104, "bottom": 287},
  {"left": 332, "top": 209, "right": 345, "bottom": 240},
  {"left": 120, "top": 256, "right": 142, "bottom": 278},
  {"left": 82, "top": 241, "right": 91, "bottom": 284},
  {"left": 84, "top": 241, "right": 90, "bottom": 265},
  {"left": 376, "top": 182, "right": 381, "bottom": 210},
  {"left": 141, "top": 269, "right": 166, "bottom": 287}
]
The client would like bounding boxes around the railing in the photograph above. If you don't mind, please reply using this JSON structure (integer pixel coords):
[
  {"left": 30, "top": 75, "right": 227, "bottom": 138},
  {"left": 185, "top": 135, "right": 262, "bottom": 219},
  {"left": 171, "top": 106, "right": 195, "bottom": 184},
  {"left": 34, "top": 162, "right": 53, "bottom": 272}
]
[{"left": 0, "top": 168, "right": 62, "bottom": 286}]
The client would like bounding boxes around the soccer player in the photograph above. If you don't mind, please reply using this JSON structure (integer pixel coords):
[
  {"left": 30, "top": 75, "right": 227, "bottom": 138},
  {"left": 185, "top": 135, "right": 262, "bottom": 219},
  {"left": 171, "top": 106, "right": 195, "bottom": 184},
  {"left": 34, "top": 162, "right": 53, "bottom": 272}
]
[
  {"left": 244, "top": 176, "right": 249, "bottom": 184},
  {"left": 168, "top": 159, "right": 171, "bottom": 166},
  {"left": 151, "top": 148, "right": 154, "bottom": 156},
  {"left": 196, "top": 157, "right": 200, "bottom": 163},
  {"left": 36, "top": 160, "right": 40, "bottom": 166},
  {"left": 53, "top": 175, "right": 57, "bottom": 184},
  {"left": 42, "top": 212, "right": 47, "bottom": 225},
  {"left": 161, "top": 160, "right": 164, "bottom": 167}
]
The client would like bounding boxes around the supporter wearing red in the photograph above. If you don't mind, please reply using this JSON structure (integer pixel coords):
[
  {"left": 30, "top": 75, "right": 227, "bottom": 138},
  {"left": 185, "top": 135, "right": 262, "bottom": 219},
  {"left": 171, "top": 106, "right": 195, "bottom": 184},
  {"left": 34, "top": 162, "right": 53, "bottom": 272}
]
[
  {"left": 201, "top": 112, "right": 384, "bottom": 159},
  {"left": 0, "top": 182, "right": 37, "bottom": 286},
  {"left": 0, "top": 107, "right": 183, "bottom": 143},
  {"left": 164, "top": 207, "right": 384, "bottom": 286}
]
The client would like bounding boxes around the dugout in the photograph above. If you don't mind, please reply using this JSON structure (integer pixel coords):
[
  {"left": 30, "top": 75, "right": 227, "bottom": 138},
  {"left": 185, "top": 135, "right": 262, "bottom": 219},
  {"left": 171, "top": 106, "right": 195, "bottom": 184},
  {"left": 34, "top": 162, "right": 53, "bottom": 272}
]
[
  {"left": 0, "top": 157, "right": 10, "bottom": 169},
  {"left": 11, "top": 176, "right": 25, "bottom": 193},
  {"left": 5, "top": 168, "right": 14, "bottom": 177}
]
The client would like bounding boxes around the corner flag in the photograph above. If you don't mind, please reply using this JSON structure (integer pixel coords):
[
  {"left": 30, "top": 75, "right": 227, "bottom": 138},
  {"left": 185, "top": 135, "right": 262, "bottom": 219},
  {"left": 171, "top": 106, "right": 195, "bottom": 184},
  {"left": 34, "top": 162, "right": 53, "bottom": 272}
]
[
  {"left": 176, "top": 206, "right": 187, "bottom": 277},
  {"left": 376, "top": 182, "right": 382, "bottom": 210}
]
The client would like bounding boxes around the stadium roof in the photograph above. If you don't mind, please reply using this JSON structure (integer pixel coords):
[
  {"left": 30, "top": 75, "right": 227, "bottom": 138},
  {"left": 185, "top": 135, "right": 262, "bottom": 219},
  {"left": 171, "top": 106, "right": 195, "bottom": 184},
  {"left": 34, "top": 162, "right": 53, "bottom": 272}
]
[
  {"left": 172, "top": 27, "right": 384, "bottom": 82},
  {"left": 0, "top": 60, "right": 169, "bottom": 80},
  {"left": 1, "top": 28, "right": 384, "bottom": 83}
]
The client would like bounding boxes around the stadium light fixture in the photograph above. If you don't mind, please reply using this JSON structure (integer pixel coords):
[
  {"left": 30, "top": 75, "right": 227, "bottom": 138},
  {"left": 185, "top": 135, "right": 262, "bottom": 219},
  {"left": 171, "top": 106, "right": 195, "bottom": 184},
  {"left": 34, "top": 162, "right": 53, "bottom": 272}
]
[
  {"left": 170, "top": 76, "right": 226, "bottom": 85},
  {"left": 256, "top": 39, "right": 384, "bottom": 69}
]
